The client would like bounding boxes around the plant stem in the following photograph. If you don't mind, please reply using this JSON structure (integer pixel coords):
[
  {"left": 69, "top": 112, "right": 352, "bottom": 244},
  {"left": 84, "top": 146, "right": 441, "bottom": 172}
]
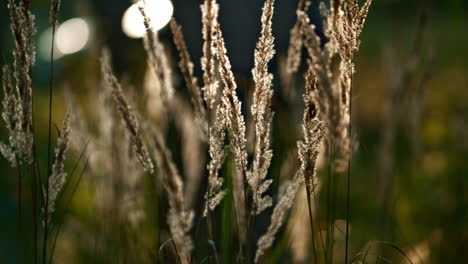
[
  {"left": 344, "top": 76, "right": 354, "bottom": 264},
  {"left": 43, "top": 19, "right": 57, "bottom": 264},
  {"left": 329, "top": 169, "right": 337, "bottom": 264},
  {"left": 206, "top": 116, "right": 214, "bottom": 246},
  {"left": 16, "top": 155, "right": 22, "bottom": 264},
  {"left": 244, "top": 180, "right": 251, "bottom": 264},
  {"left": 249, "top": 206, "right": 256, "bottom": 264},
  {"left": 48, "top": 158, "right": 89, "bottom": 264},
  {"left": 345, "top": 159, "right": 351, "bottom": 264},
  {"left": 231, "top": 197, "right": 243, "bottom": 263},
  {"left": 312, "top": 183, "right": 326, "bottom": 262},
  {"left": 325, "top": 140, "right": 334, "bottom": 264},
  {"left": 305, "top": 188, "right": 318, "bottom": 264},
  {"left": 28, "top": 162, "right": 38, "bottom": 264}
]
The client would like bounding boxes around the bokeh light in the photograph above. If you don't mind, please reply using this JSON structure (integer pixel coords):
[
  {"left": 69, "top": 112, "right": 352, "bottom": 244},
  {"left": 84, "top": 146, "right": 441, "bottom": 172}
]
[
  {"left": 39, "top": 17, "right": 91, "bottom": 60},
  {"left": 38, "top": 27, "right": 62, "bottom": 61},
  {"left": 56, "top": 18, "right": 91, "bottom": 55},
  {"left": 121, "top": 0, "right": 174, "bottom": 39}
]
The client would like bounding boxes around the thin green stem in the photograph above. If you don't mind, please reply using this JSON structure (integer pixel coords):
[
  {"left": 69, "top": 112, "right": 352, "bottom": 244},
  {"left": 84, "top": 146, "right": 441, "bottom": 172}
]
[
  {"left": 43, "top": 19, "right": 57, "bottom": 264},
  {"left": 248, "top": 205, "right": 256, "bottom": 264},
  {"left": 306, "top": 188, "right": 318, "bottom": 264},
  {"left": 330, "top": 167, "right": 337, "bottom": 264},
  {"left": 16, "top": 155, "right": 22, "bottom": 264},
  {"left": 326, "top": 140, "right": 336, "bottom": 264},
  {"left": 48, "top": 158, "right": 89, "bottom": 264},
  {"left": 31, "top": 163, "right": 37, "bottom": 264},
  {"left": 312, "top": 183, "right": 326, "bottom": 262},
  {"left": 345, "top": 76, "right": 354, "bottom": 264},
  {"left": 231, "top": 196, "right": 243, "bottom": 263},
  {"left": 244, "top": 179, "right": 251, "bottom": 264}
]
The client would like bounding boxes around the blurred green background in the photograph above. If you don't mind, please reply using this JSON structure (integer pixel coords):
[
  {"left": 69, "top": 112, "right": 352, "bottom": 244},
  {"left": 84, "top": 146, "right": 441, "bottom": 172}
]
[{"left": 1, "top": 0, "right": 468, "bottom": 263}]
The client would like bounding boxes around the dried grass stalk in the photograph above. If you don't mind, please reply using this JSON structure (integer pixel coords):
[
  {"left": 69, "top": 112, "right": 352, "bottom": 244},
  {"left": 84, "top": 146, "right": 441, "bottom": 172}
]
[
  {"left": 138, "top": 0, "right": 174, "bottom": 103},
  {"left": 152, "top": 130, "right": 194, "bottom": 259},
  {"left": 170, "top": 19, "right": 208, "bottom": 138},
  {"left": 200, "top": 0, "right": 220, "bottom": 110},
  {"left": 47, "top": 113, "right": 71, "bottom": 218},
  {"left": 1, "top": 67, "right": 16, "bottom": 133},
  {"left": 215, "top": 23, "right": 248, "bottom": 236},
  {"left": 0, "top": 142, "right": 17, "bottom": 167},
  {"left": 215, "top": 24, "right": 248, "bottom": 193},
  {"left": 0, "top": 66, "right": 20, "bottom": 167},
  {"left": 299, "top": 0, "right": 371, "bottom": 172},
  {"left": 298, "top": 70, "right": 325, "bottom": 194},
  {"left": 255, "top": 68, "right": 325, "bottom": 263},
  {"left": 278, "top": 55, "right": 295, "bottom": 103},
  {"left": 67, "top": 87, "right": 146, "bottom": 227},
  {"left": 171, "top": 98, "right": 206, "bottom": 209},
  {"left": 64, "top": 88, "right": 93, "bottom": 156},
  {"left": 255, "top": 173, "right": 304, "bottom": 263},
  {"left": 100, "top": 49, "right": 154, "bottom": 174},
  {"left": 248, "top": 0, "right": 276, "bottom": 215},
  {"left": 299, "top": 11, "right": 342, "bottom": 169},
  {"left": 286, "top": 0, "right": 310, "bottom": 74},
  {"left": 102, "top": 47, "right": 194, "bottom": 256},
  {"left": 6, "top": 0, "right": 36, "bottom": 165},
  {"left": 49, "top": 0, "right": 61, "bottom": 25},
  {"left": 115, "top": 127, "right": 147, "bottom": 227},
  {"left": 203, "top": 104, "right": 227, "bottom": 216}
]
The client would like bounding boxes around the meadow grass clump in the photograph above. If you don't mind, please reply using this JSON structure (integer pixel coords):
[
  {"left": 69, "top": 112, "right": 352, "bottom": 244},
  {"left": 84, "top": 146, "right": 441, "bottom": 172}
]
[{"left": 1, "top": 0, "right": 421, "bottom": 263}]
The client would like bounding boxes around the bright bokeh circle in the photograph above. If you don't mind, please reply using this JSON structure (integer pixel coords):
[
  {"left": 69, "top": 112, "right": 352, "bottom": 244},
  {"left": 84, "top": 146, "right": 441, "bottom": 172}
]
[
  {"left": 56, "top": 18, "right": 90, "bottom": 55},
  {"left": 122, "top": 0, "right": 174, "bottom": 39}
]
